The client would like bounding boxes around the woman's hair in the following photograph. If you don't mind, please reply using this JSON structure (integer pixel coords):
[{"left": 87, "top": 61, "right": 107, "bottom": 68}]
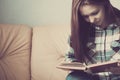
[{"left": 70, "top": 0, "right": 119, "bottom": 62}]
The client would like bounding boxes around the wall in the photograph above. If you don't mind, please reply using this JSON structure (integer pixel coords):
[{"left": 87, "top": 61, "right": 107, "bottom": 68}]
[
  {"left": 0, "top": 0, "right": 119, "bottom": 26},
  {"left": 0, "top": 0, "right": 72, "bottom": 26}
]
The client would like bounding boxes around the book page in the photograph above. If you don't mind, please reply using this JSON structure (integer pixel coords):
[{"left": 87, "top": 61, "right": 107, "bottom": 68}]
[
  {"left": 87, "top": 61, "right": 120, "bottom": 73},
  {"left": 56, "top": 60, "right": 120, "bottom": 73},
  {"left": 56, "top": 62, "right": 86, "bottom": 71}
]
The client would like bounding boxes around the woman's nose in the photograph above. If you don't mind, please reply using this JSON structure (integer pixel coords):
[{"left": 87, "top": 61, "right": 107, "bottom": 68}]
[{"left": 89, "top": 16, "right": 95, "bottom": 23}]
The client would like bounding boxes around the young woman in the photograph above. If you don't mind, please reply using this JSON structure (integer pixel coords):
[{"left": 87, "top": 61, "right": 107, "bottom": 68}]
[{"left": 65, "top": 0, "right": 120, "bottom": 80}]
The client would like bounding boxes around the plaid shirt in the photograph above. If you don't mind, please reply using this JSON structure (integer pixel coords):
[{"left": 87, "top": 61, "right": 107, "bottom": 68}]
[{"left": 65, "top": 23, "right": 120, "bottom": 80}]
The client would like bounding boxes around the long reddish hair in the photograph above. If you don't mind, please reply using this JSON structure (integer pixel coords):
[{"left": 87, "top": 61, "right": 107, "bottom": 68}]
[{"left": 70, "top": 0, "right": 120, "bottom": 62}]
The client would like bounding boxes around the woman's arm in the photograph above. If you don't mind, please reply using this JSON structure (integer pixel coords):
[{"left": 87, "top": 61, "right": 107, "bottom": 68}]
[{"left": 65, "top": 36, "right": 77, "bottom": 62}]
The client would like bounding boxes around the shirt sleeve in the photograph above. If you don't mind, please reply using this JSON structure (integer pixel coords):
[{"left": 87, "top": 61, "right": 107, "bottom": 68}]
[{"left": 65, "top": 36, "right": 77, "bottom": 62}]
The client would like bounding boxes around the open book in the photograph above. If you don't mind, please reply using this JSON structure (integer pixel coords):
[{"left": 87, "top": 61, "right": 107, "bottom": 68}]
[{"left": 56, "top": 60, "right": 120, "bottom": 73}]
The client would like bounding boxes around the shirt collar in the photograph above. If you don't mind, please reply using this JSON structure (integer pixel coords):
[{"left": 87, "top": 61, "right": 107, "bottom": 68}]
[{"left": 95, "top": 23, "right": 118, "bottom": 30}]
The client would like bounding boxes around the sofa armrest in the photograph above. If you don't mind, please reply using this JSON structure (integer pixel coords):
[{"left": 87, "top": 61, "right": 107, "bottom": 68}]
[{"left": 0, "top": 24, "right": 32, "bottom": 80}]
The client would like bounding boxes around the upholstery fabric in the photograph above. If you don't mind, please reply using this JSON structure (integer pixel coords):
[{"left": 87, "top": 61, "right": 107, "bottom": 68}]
[
  {"left": 31, "top": 25, "right": 70, "bottom": 80},
  {"left": 0, "top": 24, "right": 32, "bottom": 80}
]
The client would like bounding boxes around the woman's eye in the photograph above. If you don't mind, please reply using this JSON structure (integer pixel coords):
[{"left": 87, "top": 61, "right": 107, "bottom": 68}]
[
  {"left": 83, "top": 15, "right": 88, "bottom": 19},
  {"left": 91, "top": 11, "right": 99, "bottom": 16}
]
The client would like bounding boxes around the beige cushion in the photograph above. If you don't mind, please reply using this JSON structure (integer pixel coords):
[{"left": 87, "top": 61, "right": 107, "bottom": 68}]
[
  {"left": 31, "top": 25, "right": 70, "bottom": 80},
  {"left": 0, "top": 24, "right": 31, "bottom": 80}
]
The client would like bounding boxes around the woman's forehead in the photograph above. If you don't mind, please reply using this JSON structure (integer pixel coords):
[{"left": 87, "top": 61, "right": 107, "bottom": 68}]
[{"left": 79, "top": 4, "right": 102, "bottom": 15}]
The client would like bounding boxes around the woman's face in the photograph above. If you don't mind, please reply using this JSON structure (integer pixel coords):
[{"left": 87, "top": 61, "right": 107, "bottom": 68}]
[{"left": 79, "top": 4, "right": 107, "bottom": 28}]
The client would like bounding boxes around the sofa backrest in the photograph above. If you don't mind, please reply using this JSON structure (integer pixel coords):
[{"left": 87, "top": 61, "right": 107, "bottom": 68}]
[
  {"left": 0, "top": 24, "right": 32, "bottom": 80},
  {"left": 0, "top": 24, "right": 71, "bottom": 80},
  {"left": 31, "top": 25, "right": 70, "bottom": 80}
]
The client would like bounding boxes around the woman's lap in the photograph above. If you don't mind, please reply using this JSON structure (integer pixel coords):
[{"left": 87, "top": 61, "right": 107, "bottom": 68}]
[{"left": 66, "top": 71, "right": 99, "bottom": 80}]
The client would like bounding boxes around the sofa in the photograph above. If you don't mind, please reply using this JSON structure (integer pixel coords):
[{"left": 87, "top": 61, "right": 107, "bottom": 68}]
[{"left": 0, "top": 24, "right": 70, "bottom": 80}]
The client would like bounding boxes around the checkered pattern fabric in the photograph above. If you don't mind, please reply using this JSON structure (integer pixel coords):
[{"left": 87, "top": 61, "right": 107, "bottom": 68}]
[
  {"left": 65, "top": 24, "right": 120, "bottom": 80},
  {"left": 87, "top": 24, "right": 120, "bottom": 80},
  {"left": 87, "top": 24, "right": 120, "bottom": 64}
]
